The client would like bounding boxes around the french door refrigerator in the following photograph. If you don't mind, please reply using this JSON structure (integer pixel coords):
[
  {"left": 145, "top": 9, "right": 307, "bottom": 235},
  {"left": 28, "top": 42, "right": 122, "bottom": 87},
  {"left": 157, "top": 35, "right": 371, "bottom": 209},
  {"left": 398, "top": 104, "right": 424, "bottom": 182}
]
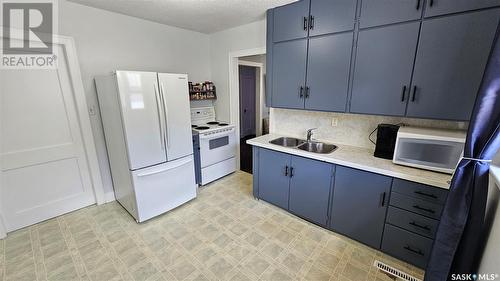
[{"left": 96, "top": 71, "right": 196, "bottom": 222}]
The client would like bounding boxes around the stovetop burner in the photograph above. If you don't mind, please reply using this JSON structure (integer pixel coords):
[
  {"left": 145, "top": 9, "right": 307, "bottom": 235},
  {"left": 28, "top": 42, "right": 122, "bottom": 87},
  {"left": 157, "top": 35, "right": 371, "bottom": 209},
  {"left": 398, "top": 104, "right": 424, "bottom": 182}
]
[
  {"left": 206, "top": 121, "right": 219, "bottom": 125},
  {"left": 195, "top": 126, "right": 210, "bottom": 130},
  {"left": 218, "top": 123, "right": 228, "bottom": 126}
]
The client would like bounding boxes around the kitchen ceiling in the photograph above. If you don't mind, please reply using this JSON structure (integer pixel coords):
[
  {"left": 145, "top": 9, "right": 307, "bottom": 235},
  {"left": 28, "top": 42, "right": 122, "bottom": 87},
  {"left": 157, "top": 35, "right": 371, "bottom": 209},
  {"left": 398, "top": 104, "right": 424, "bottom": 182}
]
[{"left": 67, "top": 0, "right": 297, "bottom": 33}]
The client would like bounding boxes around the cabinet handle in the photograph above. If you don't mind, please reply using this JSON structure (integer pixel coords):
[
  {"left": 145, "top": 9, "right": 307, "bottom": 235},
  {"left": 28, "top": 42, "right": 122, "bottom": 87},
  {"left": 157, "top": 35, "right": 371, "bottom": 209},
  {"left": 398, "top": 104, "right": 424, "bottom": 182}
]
[
  {"left": 305, "top": 86, "right": 310, "bottom": 98},
  {"left": 411, "top": 85, "right": 417, "bottom": 102},
  {"left": 416, "top": 0, "right": 421, "bottom": 10},
  {"left": 299, "top": 86, "right": 304, "bottom": 98},
  {"left": 414, "top": 190, "right": 438, "bottom": 199},
  {"left": 309, "top": 15, "right": 315, "bottom": 30},
  {"left": 429, "top": 0, "right": 434, "bottom": 7},
  {"left": 401, "top": 85, "right": 407, "bottom": 102},
  {"left": 404, "top": 245, "right": 424, "bottom": 256},
  {"left": 413, "top": 205, "right": 435, "bottom": 214},
  {"left": 379, "top": 192, "right": 386, "bottom": 207},
  {"left": 290, "top": 167, "right": 294, "bottom": 178},
  {"left": 284, "top": 165, "right": 289, "bottom": 177},
  {"left": 303, "top": 17, "right": 308, "bottom": 30},
  {"left": 409, "top": 221, "right": 431, "bottom": 231}
]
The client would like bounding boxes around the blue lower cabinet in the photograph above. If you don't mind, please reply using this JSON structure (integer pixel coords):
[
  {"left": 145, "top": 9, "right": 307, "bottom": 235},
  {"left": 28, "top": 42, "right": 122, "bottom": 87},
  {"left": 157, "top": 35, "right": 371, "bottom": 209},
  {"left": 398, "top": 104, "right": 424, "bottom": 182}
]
[
  {"left": 257, "top": 148, "right": 291, "bottom": 210},
  {"left": 330, "top": 166, "right": 392, "bottom": 248},
  {"left": 289, "top": 156, "right": 334, "bottom": 226},
  {"left": 252, "top": 147, "right": 445, "bottom": 268},
  {"left": 381, "top": 224, "right": 433, "bottom": 269}
]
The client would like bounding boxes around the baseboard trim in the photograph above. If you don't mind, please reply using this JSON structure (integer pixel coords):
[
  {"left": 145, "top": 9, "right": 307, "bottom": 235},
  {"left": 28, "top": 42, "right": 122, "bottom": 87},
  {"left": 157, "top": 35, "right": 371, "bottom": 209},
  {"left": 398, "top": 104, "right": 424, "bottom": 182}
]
[
  {"left": 103, "top": 192, "right": 116, "bottom": 204},
  {"left": 0, "top": 214, "right": 7, "bottom": 239}
]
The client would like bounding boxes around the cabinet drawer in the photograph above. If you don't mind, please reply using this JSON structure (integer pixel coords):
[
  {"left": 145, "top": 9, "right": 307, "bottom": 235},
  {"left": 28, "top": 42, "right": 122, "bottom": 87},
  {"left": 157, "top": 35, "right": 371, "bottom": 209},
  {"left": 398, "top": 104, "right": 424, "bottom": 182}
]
[
  {"left": 381, "top": 224, "right": 433, "bottom": 269},
  {"left": 392, "top": 179, "right": 448, "bottom": 204},
  {"left": 390, "top": 192, "right": 443, "bottom": 220},
  {"left": 386, "top": 206, "right": 439, "bottom": 239}
]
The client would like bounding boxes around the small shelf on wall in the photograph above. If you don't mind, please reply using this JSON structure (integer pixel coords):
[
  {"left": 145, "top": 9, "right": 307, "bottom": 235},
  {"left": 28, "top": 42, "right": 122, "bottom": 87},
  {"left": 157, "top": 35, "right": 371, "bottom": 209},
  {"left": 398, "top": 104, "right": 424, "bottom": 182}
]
[{"left": 189, "top": 81, "right": 216, "bottom": 101}]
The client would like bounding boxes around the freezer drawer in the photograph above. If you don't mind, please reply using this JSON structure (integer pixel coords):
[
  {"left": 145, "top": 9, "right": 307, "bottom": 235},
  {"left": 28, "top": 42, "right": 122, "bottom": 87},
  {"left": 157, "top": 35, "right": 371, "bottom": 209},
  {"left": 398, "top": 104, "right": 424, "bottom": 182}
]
[{"left": 132, "top": 155, "right": 197, "bottom": 222}]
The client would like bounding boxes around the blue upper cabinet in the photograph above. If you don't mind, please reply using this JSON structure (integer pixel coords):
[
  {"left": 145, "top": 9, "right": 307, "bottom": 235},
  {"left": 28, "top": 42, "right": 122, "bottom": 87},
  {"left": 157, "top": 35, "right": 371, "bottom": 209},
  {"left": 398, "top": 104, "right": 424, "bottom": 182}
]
[
  {"left": 305, "top": 32, "right": 353, "bottom": 112},
  {"left": 330, "top": 166, "right": 392, "bottom": 249},
  {"left": 359, "top": 0, "right": 424, "bottom": 28},
  {"left": 350, "top": 22, "right": 420, "bottom": 116},
  {"left": 309, "top": 0, "right": 357, "bottom": 36},
  {"left": 289, "top": 156, "right": 334, "bottom": 226},
  {"left": 271, "top": 39, "right": 308, "bottom": 109},
  {"left": 267, "top": 0, "right": 499, "bottom": 121},
  {"left": 273, "top": 0, "right": 310, "bottom": 43},
  {"left": 424, "top": 0, "right": 500, "bottom": 17},
  {"left": 407, "top": 9, "right": 500, "bottom": 120}
]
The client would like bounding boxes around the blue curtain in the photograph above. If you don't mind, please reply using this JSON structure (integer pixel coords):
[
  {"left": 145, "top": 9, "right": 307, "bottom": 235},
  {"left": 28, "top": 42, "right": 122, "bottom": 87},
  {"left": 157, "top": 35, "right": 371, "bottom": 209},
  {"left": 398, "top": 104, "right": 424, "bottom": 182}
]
[{"left": 425, "top": 23, "right": 500, "bottom": 281}]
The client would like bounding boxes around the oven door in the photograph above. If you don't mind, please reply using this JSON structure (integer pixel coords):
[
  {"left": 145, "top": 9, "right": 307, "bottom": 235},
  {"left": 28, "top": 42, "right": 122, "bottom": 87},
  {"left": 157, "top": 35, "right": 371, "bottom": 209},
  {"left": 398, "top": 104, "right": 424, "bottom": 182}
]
[{"left": 199, "top": 128, "right": 236, "bottom": 168}]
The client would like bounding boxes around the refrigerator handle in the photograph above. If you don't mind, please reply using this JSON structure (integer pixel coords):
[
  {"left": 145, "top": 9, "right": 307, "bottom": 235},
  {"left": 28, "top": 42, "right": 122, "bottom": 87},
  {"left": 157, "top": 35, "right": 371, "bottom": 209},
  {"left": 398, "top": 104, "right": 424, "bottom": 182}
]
[
  {"left": 153, "top": 83, "right": 165, "bottom": 151},
  {"left": 136, "top": 157, "right": 192, "bottom": 177},
  {"left": 160, "top": 83, "right": 170, "bottom": 148}
]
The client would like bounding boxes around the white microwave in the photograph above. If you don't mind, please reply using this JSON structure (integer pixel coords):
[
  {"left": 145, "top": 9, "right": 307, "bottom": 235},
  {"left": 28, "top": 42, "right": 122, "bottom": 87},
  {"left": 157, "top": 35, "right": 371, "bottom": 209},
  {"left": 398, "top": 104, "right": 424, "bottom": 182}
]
[{"left": 393, "top": 127, "right": 466, "bottom": 174}]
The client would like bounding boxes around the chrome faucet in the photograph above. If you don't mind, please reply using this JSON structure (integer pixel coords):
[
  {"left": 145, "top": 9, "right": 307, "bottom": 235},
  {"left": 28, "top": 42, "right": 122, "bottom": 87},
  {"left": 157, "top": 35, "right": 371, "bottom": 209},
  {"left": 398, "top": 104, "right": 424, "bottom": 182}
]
[{"left": 306, "top": 128, "right": 317, "bottom": 142}]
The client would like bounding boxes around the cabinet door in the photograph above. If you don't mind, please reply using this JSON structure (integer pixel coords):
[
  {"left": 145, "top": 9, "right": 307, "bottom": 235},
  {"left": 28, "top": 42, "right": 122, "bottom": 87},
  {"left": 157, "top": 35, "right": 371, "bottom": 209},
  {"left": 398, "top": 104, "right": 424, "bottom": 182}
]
[
  {"left": 273, "top": 0, "right": 310, "bottom": 42},
  {"left": 330, "top": 166, "right": 392, "bottom": 248},
  {"left": 257, "top": 149, "right": 291, "bottom": 210},
  {"left": 289, "top": 156, "right": 334, "bottom": 226},
  {"left": 407, "top": 9, "right": 499, "bottom": 120},
  {"left": 350, "top": 22, "right": 420, "bottom": 116},
  {"left": 305, "top": 32, "right": 353, "bottom": 112},
  {"left": 272, "top": 39, "right": 307, "bottom": 109},
  {"left": 425, "top": 0, "right": 500, "bottom": 17},
  {"left": 359, "top": 0, "right": 423, "bottom": 28},
  {"left": 309, "top": 0, "right": 356, "bottom": 36}
]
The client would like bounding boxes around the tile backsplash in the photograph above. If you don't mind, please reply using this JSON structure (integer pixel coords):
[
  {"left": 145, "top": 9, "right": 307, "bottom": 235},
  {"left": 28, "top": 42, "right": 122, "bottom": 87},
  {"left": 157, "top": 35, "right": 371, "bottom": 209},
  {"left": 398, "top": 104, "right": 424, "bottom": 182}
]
[{"left": 270, "top": 108, "right": 468, "bottom": 149}]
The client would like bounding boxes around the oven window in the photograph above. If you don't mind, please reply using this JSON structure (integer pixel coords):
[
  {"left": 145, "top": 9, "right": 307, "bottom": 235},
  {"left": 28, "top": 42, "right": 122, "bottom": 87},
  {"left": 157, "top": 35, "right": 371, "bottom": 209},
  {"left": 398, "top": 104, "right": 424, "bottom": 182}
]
[{"left": 209, "top": 136, "right": 229, "bottom": 149}]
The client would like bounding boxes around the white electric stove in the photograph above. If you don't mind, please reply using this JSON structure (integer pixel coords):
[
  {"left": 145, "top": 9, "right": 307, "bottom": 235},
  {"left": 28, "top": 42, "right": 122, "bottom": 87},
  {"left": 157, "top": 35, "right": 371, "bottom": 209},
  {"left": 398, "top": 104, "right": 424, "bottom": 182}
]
[{"left": 191, "top": 107, "right": 236, "bottom": 185}]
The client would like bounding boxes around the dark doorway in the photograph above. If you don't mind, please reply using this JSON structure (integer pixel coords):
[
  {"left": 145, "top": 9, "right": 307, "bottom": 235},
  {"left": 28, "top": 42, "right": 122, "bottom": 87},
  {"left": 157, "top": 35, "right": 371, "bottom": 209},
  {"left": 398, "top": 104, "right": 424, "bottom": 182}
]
[{"left": 239, "top": 65, "right": 257, "bottom": 174}]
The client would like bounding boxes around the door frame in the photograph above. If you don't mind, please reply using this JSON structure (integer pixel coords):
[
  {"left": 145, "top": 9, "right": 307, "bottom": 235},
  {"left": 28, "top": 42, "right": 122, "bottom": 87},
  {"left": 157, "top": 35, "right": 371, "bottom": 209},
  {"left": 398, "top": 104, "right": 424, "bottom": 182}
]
[
  {"left": 228, "top": 47, "right": 266, "bottom": 170},
  {"left": 0, "top": 29, "right": 106, "bottom": 238}
]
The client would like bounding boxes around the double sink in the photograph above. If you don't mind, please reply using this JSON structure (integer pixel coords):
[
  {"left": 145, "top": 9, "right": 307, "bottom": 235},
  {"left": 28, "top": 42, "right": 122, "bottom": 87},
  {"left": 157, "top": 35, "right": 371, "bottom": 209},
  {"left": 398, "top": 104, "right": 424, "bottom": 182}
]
[{"left": 269, "top": 137, "right": 337, "bottom": 154}]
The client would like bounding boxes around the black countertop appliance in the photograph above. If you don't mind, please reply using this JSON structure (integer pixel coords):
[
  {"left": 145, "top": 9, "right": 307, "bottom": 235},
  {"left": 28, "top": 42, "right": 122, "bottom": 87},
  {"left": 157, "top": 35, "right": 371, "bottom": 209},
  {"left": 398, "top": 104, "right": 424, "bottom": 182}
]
[{"left": 374, "top": 124, "right": 400, "bottom": 160}]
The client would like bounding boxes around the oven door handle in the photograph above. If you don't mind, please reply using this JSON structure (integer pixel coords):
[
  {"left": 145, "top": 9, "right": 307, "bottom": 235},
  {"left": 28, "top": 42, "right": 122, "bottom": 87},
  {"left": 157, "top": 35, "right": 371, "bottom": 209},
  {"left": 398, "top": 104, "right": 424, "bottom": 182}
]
[{"left": 199, "top": 128, "right": 235, "bottom": 140}]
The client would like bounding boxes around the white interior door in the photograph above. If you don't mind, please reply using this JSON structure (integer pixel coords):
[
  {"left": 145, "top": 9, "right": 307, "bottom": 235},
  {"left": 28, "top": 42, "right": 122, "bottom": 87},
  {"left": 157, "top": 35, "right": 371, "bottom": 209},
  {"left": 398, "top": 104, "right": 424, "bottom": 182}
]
[
  {"left": 0, "top": 43, "right": 97, "bottom": 232},
  {"left": 157, "top": 73, "right": 193, "bottom": 161}
]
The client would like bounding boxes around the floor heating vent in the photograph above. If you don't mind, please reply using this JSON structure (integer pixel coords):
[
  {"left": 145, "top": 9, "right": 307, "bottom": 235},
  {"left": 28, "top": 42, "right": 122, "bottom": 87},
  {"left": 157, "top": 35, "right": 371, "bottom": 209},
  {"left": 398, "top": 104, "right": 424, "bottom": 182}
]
[{"left": 373, "top": 260, "right": 422, "bottom": 281}]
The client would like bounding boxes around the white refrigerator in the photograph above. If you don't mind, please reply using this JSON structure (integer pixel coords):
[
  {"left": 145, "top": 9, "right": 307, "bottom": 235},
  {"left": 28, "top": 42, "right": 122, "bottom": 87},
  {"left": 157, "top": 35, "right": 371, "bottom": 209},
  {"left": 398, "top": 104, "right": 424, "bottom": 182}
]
[{"left": 96, "top": 71, "right": 196, "bottom": 222}]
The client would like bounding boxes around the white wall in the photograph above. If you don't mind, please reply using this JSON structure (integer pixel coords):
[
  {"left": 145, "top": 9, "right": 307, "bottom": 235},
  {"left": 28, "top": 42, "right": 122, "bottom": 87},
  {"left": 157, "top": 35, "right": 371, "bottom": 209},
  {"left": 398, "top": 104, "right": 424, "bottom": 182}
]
[
  {"left": 209, "top": 20, "right": 266, "bottom": 123},
  {"left": 59, "top": 0, "right": 212, "bottom": 198},
  {"left": 478, "top": 152, "right": 500, "bottom": 273}
]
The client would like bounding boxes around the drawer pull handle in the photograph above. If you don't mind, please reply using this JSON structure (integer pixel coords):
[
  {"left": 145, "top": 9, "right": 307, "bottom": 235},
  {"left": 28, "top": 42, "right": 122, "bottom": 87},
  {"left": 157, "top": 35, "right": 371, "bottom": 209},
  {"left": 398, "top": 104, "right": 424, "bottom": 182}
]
[
  {"left": 414, "top": 191, "right": 438, "bottom": 199},
  {"left": 379, "top": 192, "right": 386, "bottom": 207},
  {"left": 413, "top": 205, "right": 435, "bottom": 214},
  {"left": 290, "top": 167, "right": 294, "bottom": 178},
  {"left": 409, "top": 221, "right": 431, "bottom": 231},
  {"left": 404, "top": 245, "right": 424, "bottom": 256},
  {"left": 284, "top": 165, "right": 289, "bottom": 177}
]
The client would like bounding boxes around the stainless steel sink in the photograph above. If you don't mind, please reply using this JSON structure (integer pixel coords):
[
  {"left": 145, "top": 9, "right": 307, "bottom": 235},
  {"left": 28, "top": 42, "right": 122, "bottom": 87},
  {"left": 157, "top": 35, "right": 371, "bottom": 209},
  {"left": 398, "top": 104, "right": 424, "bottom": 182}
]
[
  {"left": 269, "top": 137, "right": 337, "bottom": 154},
  {"left": 269, "top": 137, "right": 306, "bottom": 147},
  {"left": 297, "top": 141, "right": 337, "bottom": 154}
]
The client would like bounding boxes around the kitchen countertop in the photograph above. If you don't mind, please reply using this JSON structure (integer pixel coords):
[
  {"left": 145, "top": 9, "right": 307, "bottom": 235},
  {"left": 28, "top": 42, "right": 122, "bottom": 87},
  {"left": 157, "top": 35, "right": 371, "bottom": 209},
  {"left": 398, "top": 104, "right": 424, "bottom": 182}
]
[{"left": 247, "top": 134, "right": 453, "bottom": 190}]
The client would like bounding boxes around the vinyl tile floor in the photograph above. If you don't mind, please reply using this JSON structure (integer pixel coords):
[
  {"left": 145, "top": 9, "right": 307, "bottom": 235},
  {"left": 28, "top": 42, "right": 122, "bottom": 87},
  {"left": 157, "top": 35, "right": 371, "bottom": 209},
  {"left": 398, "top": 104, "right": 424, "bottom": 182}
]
[{"left": 0, "top": 171, "right": 425, "bottom": 281}]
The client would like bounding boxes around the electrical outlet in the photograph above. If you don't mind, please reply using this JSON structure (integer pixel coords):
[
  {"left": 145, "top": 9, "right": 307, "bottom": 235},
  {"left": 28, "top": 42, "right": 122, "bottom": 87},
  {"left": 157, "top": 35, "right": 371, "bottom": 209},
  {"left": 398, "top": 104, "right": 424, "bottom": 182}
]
[{"left": 331, "top": 118, "right": 338, "bottom": 127}]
